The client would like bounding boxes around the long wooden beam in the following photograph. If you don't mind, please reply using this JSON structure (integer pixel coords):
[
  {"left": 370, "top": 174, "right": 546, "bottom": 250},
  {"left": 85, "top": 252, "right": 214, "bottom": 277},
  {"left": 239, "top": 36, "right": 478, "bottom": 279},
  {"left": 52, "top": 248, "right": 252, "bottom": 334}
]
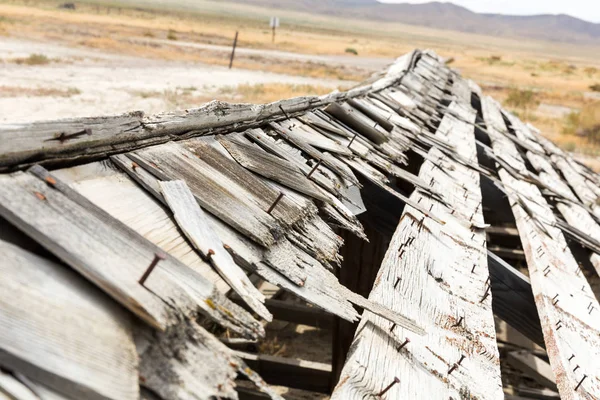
[
  {"left": 332, "top": 73, "right": 503, "bottom": 398},
  {"left": 481, "top": 95, "right": 600, "bottom": 399}
]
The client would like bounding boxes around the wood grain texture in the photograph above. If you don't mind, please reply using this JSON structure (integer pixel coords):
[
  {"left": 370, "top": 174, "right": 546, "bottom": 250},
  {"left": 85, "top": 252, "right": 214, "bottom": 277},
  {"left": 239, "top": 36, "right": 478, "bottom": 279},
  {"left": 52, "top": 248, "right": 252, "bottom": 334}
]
[
  {"left": 0, "top": 240, "right": 138, "bottom": 400},
  {"left": 333, "top": 92, "right": 502, "bottom": 399},
  {"left": 0, "top": 166, "right": 263, "bottom": 339},
  {"left": 0, "top": 52, "right": 418, "bottom": 171},
  {"left": 482, "top": 95, "right": 600, "bottom": 400},
  {"left": 159, "top": 179, "right": 272, "bottom": 322}
]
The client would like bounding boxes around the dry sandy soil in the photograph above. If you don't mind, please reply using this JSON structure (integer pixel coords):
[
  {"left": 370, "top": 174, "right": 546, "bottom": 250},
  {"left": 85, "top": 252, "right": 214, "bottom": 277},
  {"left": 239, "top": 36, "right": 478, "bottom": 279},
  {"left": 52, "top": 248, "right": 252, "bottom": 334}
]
[{"left": 0, "top": 37, "right": 356, "bottom": 123}]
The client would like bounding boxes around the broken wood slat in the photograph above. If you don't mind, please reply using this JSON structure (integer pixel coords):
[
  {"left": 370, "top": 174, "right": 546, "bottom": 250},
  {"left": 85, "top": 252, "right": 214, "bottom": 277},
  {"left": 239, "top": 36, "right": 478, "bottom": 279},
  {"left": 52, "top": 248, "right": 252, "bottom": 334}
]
[
  {"left": 323, "top": 102, "right": 388, "bottom": 145},
  {"left": 487, "top": 251, "right": 545, "bottom": 348},
  {"left": 236, "top": 298, "right": 333, "bottom": 329},
  {"left": 277, "top": 119, "right": 353, "bottom": 156},
  {"left": 136, "top": 318, "right": 282, "bottom": 400},
  {"left": 0, "top": 166, "right": 263, "bottom": 338},
  {"left": 159, "top": 180, "right": 272, "bottom": 322},
  {"left": 111, "top": 154, "right": 417, "bottom": 329},
  {"left": 487, "top": 225, "right": 520, "bottom": 237},
  {"left": 333, "top": 100, "right": 503, "bottom": 399},
  {"left": 54, "top": 159, "right": 230, "bottom": 294},
  {"left": 487, "top": 246, "right": 526, "bottom": 261},
  {"left": 217, "top": 136, "right": 330, "bottom": 204},
  {"left": 482, "top": 95, "right": 600, "bottom": 400},
  {"left": 131, "top": 141, "right": 283, "bottom": 247},
  {"left": 269, "top": 122, "right": 359, "bottom": 186},
  {"left": 507, "top": 351, "right": 557, "bottom": 391},
  {"left": 346, "top": 98, "right": 394, "bottom": 132},
  {"left": 0, "top": 240, "right": 138, "bottom": 400},
  {"left": 236, "top": 352, "right": 332, "bottom": 394}
]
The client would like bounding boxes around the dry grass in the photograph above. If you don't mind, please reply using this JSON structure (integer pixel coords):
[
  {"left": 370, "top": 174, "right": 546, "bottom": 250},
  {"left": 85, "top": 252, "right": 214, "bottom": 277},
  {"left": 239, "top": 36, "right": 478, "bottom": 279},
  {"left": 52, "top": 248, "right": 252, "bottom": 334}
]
[
  {"left": 13, "top": 53, "right": 50, "bottom": 65},
  {"left": 135, "top": 83, "right": 334, "bottom": 110},
  {"left": 0, "top": 85, "right": 80, "bottom": 97}
]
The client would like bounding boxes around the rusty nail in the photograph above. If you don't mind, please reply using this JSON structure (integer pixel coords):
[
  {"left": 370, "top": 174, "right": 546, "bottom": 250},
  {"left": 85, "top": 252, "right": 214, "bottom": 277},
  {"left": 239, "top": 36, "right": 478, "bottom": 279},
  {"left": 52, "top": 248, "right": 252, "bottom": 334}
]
[
  {"left": 223, "top": 244, "right": 231, "bottom": 250},
  {"left": 45, "top": 176, "right": 57, "bottom": 186},
  {"left": 278, "top": 105, "right": 290, "bottom": 120},
  {"left": 307, "top": 160, "right": 322, "bottom": 178},
  {"left": 394, "top": 277, "right": 401, "bottom": 289},
  {"left": 457, "top": 355, "right": 466, "bottom": 365},
  {"left": 573, "top": 365, "right": 580, "bottom": 372},
  {"left": 448, "top": 363, "right": 458, "bottom": 375},
  {"left": 397, "top": 338, "right": 410, "bottom": 351},
  {"left": 33, "top": 191, "right": 46, "bottom": 201},
  {"left": 452, "top": 317, "right": 463, "bottom": 328},
  {"left": 348, "top": 133, "right": 358, "bottom": 148},
  {"left": 569, "top": 354, "right": 575, "bottom": 361},
  {"left": 207, "top": 249, "right": 215, "bottom": 259},
  {"left": 480, "top": 290, "right": 490, "bottom": 303},
  {"left": 139, "top": 252, "right": 167, "bottom": 286},
  {"left": 131, "top": 162, "right": 139, "bottom": 171},
  {"left": 267, "top": 192, "right": 285, "bottom": 214},
  {"left": 574, "top": 375, "right": 587, "bottom": 391},
  {"left": 377, "top": 377, "right": 400, "bottom": 397}
]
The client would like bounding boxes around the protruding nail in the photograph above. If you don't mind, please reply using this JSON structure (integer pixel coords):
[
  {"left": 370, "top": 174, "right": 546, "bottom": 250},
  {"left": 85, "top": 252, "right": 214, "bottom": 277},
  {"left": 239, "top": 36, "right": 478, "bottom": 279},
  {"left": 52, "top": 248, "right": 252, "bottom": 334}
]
[
  {"left": 397, "top": 338, "right": 410, "bottom": 351},
  {"left": 307, "top": 160, "right": 322, "bottom": 178},
  {"left": 575, "top": 375, "right": 587, "bottom": 391},
  {"left": 207, "top": 249, "right": 215, "bottom": 259},
  {"left": 278, "top": 105, "right": 290, "bottom": 120},
  {"left": 394, "top": 277, "right": 401, "bottom": 289},
  {"left": 377, "top": 377, "right": 400, "bottom": 397},
  {"left": 131, "top": 162, "right": 139, "bottom": 171},
  {"left": 139, "top": 252, "right": 167, "bottom": 286},
  {"left": 267, "top": 192, "right": 285, "bottom": 214},
  {"left": 448, "top": 363, "right": 458, "bottom": 375},
  {"left": 348, "top": 133, "right": 358, "bottom": 148},
  {"left": 457, "top": 355, "right": 466, "bottom": 365},
  {"left": 452, "top": 317, "right": 463, "bottom": 328}
]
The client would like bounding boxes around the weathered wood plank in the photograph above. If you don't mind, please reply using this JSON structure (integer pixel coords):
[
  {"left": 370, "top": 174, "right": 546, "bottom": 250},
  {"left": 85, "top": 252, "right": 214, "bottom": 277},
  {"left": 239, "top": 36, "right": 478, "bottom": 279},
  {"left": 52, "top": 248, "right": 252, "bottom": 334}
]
[
  {"left": 217, "top": 135, "right": 330, "bottom": 204},
  {"left": 0, "top": 166, "right": 263, "bottom": 338},
  {"left": 0, "top": 240, "right": 138, "bottom": 400},
  {"left": 53, "top": 159, "right": 230, "bottom": 294},
  {"left": 131, "top": 141, "right": 283, "bottom": 247},
  {"left": 159, "top": 180, "right": 272, "bottom": 322},
  {"left": 333, "top": 98, "right": 503, "bottom": 399},
  {"left": 482, "top": 95, "right": 600, "bottom": 400}
]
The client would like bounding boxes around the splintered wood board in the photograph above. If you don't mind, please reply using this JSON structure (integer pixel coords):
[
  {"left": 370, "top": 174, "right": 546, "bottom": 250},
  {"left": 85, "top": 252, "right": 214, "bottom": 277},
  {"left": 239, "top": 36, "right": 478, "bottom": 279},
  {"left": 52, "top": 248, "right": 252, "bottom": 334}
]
[
  {"left": 333, "top": 99, "right": 503, "bottom": 399},
  {"left": 0, "top": 166, "right": 263, "bottom": 339},
  {"left": 0, "top": 240, "right": 138, "bottom": 400},
  {"left": 482, "top": 96, "right": 600, "bottom": 400}
]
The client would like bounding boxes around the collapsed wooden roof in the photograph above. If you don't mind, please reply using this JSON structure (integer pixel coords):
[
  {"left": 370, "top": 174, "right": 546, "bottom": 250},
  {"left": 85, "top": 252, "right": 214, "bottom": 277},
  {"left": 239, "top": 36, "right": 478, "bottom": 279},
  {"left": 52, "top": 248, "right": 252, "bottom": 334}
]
[{"left": 0, "top": 50, "right": 599, "bottom": 399}]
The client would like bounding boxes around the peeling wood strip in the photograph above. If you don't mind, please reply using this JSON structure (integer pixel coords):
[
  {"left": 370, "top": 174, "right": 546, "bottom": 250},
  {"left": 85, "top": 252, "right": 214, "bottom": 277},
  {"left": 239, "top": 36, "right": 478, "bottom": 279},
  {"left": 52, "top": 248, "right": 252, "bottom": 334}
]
[{"left": 159, "top": 180, "right": 272, "bottom": 322}]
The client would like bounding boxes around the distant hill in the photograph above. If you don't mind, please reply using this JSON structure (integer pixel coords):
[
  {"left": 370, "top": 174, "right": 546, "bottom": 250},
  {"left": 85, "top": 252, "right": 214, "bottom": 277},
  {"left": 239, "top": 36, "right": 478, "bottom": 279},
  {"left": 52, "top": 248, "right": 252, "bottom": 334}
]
[{"left": 228, "top": 0, "right": 600, "bottom": 44}]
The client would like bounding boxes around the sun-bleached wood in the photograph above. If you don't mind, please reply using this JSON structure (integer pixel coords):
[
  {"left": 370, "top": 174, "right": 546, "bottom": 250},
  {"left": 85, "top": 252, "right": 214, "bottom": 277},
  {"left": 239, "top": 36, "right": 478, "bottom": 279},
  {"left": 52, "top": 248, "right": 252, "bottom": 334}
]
[
  {"left": 159, "top": 179, "right": 272, "bottom": 321},
  {"left": 0, "top": 240, "right": 138, "bottom": 400},
  {"left": 333, "top": 97, "right": 503, "bottom": 399},
  {"left": 482, "top": 95, "right": 600, "bottom": 400}
]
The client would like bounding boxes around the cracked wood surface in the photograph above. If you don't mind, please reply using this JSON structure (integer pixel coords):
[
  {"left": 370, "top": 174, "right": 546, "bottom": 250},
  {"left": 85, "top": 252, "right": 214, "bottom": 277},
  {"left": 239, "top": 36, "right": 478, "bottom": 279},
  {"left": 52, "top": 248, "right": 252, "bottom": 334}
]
[
  {"left": 482, "top": 95, "right": 600, "bottom": 400},
  {"left": 333, "top": 96, "right": 503, "bottom": 399}
]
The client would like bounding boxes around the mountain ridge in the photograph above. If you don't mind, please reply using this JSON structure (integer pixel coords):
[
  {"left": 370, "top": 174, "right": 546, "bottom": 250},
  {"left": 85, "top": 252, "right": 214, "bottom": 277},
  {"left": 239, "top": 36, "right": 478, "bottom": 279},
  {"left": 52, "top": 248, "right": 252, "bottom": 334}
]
[{"left": 228, "top": 0, "right": 600, "bottom": 44}]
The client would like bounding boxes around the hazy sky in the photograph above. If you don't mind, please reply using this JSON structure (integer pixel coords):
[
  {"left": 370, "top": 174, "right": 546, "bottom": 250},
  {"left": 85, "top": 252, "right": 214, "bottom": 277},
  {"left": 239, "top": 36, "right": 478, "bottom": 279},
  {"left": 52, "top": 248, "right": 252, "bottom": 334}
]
[{"left": 378, "top": 0, "right": 600, "bottom": 23}]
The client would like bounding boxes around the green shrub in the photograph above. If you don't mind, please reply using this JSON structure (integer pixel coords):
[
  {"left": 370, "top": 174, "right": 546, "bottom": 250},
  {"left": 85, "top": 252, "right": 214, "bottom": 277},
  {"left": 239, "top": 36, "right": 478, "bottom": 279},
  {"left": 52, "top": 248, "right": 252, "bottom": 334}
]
[
  {"left": 345, "top": 47, "right": 358, "bottom": 56},
  {"left": 167, "top": 29, "right": 177, "bottom": 40},
  {"left": 505, "top": 88, "right": 539, "bottom": 119},
  {"left": 563, "top": 102, "right": 600, "bottom": 143}
]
